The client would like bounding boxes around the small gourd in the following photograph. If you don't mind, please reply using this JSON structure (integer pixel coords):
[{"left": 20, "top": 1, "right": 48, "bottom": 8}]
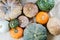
[
  {"left": 9, "top": 19, "right": 19, "bottom": 28},
  {"left": 36, "top": 11, "right": 49, "bottom": 24},
  {"left": 10, "top": 27, "right": 23, "bottom": 39},
  {"left": 18, "top": 15, "right": 29, "bottom": 28},
  {"left": 24, "top": 23, "right": 47, "bottom": 40}
]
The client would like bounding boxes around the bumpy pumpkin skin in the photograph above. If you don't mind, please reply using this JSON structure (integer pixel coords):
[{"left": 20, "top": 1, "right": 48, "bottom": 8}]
[
  {"left": 24, "top": 23, "right": 47, "bottom": 40},
  {"left": 36, "top": 0, "right": 55, "bottom": 11},
  {"left": 0, "top": 0, "right": 22, "bottom": 20}
]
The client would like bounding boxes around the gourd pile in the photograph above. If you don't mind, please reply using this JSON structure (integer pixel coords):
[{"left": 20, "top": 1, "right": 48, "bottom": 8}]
[{"left": 0, "top": 0, "right": 60, "bottom": 40}]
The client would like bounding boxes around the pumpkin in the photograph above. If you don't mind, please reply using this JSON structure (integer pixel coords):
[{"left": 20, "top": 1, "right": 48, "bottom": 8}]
[
  {"left": 0, "top": 20, "right": 9, "bottom": 33},
  {"left": 36, "top": 0, "right": 55, "bottom": 11},
  {"left": 23, "top": 2, "right": 38, "bottom": 18},
  {"left": 9, "top": 19, "right": 19, "bottom": 28},
  {"left": 47, "top": 17, "right": 60, "bottom": 35},
  {"left": 0, "top": 0, "right": 22, "bottom": 20},
  {"left": 36, "top": 11, "right": 49, "bottom": 24},
  {"left": 24, "top": 23, "right": 47, "bottom": 40},
  {"left": 18, "top": 15, "right": 29, "bottom": 28},
  {"left": 10, "top": 27, "right": 23, "bottom": 39}
]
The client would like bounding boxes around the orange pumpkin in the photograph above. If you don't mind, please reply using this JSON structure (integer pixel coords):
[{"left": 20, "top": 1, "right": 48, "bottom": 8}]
[
  {"left": 10, "top": 27, "right": 23, "bottom": 39},
  {"left": 36, "top": 11, "right": 49, "bottom": 24}
]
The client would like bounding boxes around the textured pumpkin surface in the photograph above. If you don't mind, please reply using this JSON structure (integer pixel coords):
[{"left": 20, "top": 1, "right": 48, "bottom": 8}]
[
  {"left": 23, "top": 2, "right": 38, "bottom": 18},
  {"left": 0, "top": 0, "right": 22, "bottom": 20},
  {"left": 24, "top": 23, "right": 47, "bottom": 40},
  {"left": 36, "top": 12, "right": 49, "bottom": 24},
  {"left": 9, "top": 19, "right": 19, "bottom": 28},
  {"left": 36, "top": 0, "right": 55, "bottom": 11},
  {"left": 10, "top": 27, "right": 23, "bottom": 39},
  {"left": 18, "top": 15, "right": 29, "bottom": 28}
]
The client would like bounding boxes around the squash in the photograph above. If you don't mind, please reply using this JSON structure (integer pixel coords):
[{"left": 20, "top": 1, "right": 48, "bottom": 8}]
[
  {"left": 0, "top": 0, "right": 22, "bottom": 20},
  {"left": 23, "top": 2, "right": 38, "bottom": 18},
  {"left": 18, "top": 15, "right": 29, "bottom": 28},
  {"left": 47, "top": 17, "right": 60, "bottom": 35},
  {"left": 36, "top": 11, "right": 49, "bottom": 24},
  {"left": 9, "top": 19, "right": 19, "bottom": 28},
  {"left": 36, "top": 0, "right": 55, "bottom": 11},
  {"left": 10, "top": 27, "right": 23, "bottom": 39},
  {"left": 0, "top": 20, "right": 9, "bottom": 33},
  {"left": 24, "top": 23, "right": 47, "bottom": 40}
]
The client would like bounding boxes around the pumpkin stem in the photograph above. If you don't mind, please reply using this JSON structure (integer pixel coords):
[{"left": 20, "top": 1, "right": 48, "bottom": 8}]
[{"left": 14, "top": 29, "right": 18, "bottom": 33}]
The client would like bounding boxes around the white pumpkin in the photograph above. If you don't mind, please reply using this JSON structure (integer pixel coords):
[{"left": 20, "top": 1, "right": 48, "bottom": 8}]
[
  {"left": 0, "top": 20, "right": 9, "bottom": 33},
  {"left": 47, "top": 17, "right": 60, "bottom": 35},
  {"left": 0, "top": 0, "right": 22, "bottom": 20}
]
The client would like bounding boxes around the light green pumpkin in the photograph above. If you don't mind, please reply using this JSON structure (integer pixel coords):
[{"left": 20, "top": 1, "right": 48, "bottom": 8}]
[
  {"left": 36, "top": 0, "right": 55, "bottom": 11},
  {"left": 24, "top": 23, "right": 47, "bottom": 40}
]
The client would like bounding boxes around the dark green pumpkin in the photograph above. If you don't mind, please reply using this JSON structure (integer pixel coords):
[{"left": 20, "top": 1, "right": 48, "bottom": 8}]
[
  {"left": 24, "top": 23, "right": 47, "bottom": 40},
  {"left": 9, "top": 19, "right": 19, "bottom": 28},
  {"left": 36, "top": 0, "right": 55, "bottom": 11}
]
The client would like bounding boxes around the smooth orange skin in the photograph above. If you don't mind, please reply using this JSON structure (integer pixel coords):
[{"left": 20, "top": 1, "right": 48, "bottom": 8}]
[
  {"left": 10, "top": 27, "right": 23, "bottom": 39},
  {"left": 36, "top": 11, "right": 49, "bottom": 24}
]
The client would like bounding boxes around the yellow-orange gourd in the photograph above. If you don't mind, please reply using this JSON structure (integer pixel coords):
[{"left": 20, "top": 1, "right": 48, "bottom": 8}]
[
  {"left": 36, "top": 11, "right": 49, "bottom": 24},
  {"left": 10, "top": 27, "right": 23, "bottom": 39}
]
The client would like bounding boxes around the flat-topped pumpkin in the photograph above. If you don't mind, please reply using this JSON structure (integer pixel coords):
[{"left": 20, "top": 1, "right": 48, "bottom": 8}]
[{"left": 24, "top": 23, "right": 47, "bottom": 40}]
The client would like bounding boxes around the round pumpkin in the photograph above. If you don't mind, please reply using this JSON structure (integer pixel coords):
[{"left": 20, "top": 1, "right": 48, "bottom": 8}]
[
  {"left": 24, "top": 23, "right": 47, "bottom": 40},
  {"left": 23, "top": 2, "right": 38, "bottom": 18},
  {"left": 0, "top": 0, "right": 22, "bottom": 20},
  {"left": 18, "top": 15, "right": 29, "bottom": 28},
  {"left": 10, "top": 27, "right": 23, "bottom": 39},
  {"left": 9, "top": 19, "right": 19, "bottom": 28},
  {"left": 0, "top": 20, "right": 9, "bottom": 33},
  {"left": 47, "top": 17, "right": 60, "bottom": 35},
  {"left": 36, "top": 11, "right": 49, "bottom": 24},
  {"left": 36, "top": 0, "right": 55, "bottom": 11}
]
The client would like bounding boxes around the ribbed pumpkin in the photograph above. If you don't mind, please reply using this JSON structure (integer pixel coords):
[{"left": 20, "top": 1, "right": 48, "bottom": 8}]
[
  {"left": 0, "top": 0, "right": 22, "bottom": 20},
  {"left": 9, "top": 19, "right": 19, "bottom": 28},
  {"left": 24, "top": 23, "right": 47, "bottom": 40},
  {"left": 36, "top": 0, "right": 55, "bottom": 11}
]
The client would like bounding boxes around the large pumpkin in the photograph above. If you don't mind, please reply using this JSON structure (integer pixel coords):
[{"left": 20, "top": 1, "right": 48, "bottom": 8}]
[
  {"left": 24, "top": 23, "right": 47, "bottom": 40},
  {"left": 36, "top": 0, "right": 55, "bottom": 11},
  {"left": 0, "top": 0, "right": 22, "bottom": 20}
]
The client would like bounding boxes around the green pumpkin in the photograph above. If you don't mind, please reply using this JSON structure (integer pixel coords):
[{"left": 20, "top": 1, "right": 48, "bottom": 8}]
[
  {"left": 36, "top": 0, "right": 55, "bottom": 11},
  {"left": 9, "top": 19, "right": 19, "bottom": 28},
  {"left": 24, "top": 23, "right": 47, "bottom": 40}
]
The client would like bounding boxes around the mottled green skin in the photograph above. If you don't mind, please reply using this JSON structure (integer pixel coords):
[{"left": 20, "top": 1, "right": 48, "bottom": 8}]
[
  {"left": 9, "top": 19, "right": 19, "bottom": 28},
  {"left": 24, "top": 23, "right": 47, "bottom": 40},
  {"left": 36, "top": 0, "right": 55, "bottom": 11}
]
